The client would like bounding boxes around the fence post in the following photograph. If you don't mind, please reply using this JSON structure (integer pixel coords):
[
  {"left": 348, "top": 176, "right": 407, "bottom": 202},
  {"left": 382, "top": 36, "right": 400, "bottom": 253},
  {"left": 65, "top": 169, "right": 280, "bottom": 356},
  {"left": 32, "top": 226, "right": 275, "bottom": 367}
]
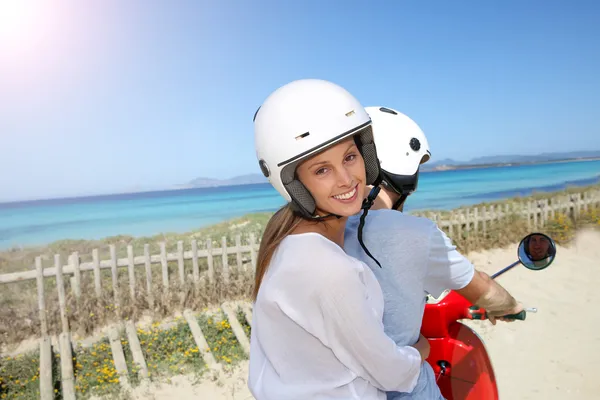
[
  {"left": 235, "top": 234, "right": 243, "bottom": 271},
  {"left": 92, "top": 248, "right": 102, "bottom": 298},
  {"left": 127, "top": 245, "right": 136, "bottom": 300},
  {"left": 249, "top": 233, "right": 257, "bottom": 271},
  {"left": 206, "top": 239, "right": 215, "bottom": 284},
  {"left": 71, "top": 252, "right": 81, "bottom": 299},
  {"left": 110, "top": 244, "right": 120, "bottom": 317},
  {"left": 177, "top": 240, "right": 185, "bottom": 286},
  {"left": 221, "top": 236, "right": 230, "bottom": 284},
  {"left": 191, "top": 239, "right": 200, "bottom": 287},
  {"left": 144, "top": 244, "right": 154, "bottom": 309},
  {"left": 482, "top": 206, "right": 487, "bottom": 235},
  {"left": 55, "top": 254, "right": 69, "bottom": 334},
  {"left": 448, "top": 212, "right": 454, "bottom": 238},
  {"left": 160, "top": 242, "right": 169, "bottom": 289},
  {"left": 36, "top": 257, "right": 48, "bottom": 337}
]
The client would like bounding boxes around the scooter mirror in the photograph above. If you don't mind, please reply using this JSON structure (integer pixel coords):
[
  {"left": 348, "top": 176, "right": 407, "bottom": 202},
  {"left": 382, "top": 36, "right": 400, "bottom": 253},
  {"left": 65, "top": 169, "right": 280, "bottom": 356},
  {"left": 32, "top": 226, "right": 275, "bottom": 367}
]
[{"left": 518, "top": 233, "right": 557, "bottom": 271}]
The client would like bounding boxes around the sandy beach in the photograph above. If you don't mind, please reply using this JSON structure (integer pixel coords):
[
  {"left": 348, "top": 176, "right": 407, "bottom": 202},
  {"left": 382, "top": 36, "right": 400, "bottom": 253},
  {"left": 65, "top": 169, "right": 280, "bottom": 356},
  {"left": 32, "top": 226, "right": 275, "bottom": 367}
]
[{"left": 99, "top": 229, "right": 600, "bottom": 399}]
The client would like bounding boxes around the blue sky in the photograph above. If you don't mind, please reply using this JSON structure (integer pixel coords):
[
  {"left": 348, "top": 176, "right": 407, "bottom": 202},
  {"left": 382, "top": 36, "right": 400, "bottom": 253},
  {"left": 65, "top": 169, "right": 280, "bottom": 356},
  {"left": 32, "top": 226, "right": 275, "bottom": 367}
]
[{"left": 1, "top": 0, "right": 599, "bottom": 202}]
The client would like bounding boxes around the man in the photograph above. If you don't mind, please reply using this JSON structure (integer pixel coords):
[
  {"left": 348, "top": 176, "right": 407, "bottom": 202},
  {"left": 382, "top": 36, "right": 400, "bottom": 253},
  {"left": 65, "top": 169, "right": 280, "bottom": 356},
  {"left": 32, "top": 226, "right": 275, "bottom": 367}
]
[
  {"left": 344, "top": 106, "right": 523, "bottom": 399},
  {"left": 524, "top": 233, "right": 555, "bottom": 268}
]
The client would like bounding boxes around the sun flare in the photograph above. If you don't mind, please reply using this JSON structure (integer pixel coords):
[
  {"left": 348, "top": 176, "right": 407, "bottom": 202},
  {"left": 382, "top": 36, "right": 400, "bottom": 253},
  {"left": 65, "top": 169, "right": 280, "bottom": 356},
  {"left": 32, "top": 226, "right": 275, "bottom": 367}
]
[{"left": 0, "top": 0, "right": 39, "bottom": 40}]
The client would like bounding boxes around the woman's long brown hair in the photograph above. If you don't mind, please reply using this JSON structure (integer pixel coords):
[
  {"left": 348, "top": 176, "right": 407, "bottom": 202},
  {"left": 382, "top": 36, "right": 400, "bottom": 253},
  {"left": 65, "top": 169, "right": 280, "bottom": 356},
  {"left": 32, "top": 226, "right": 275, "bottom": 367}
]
[{"left": 252, "top": 203, "right": 303, "bottom": 301}]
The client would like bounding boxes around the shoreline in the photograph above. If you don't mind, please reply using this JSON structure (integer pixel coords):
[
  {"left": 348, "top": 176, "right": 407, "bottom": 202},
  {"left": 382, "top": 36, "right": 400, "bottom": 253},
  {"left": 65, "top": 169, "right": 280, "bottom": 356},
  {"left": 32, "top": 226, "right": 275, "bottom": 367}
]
[
  {"left": 0, "top": 183, "right": 598, "bottom": 263},
  {"left": 421, "top": 156, "right": 600, "bottom": 173}
]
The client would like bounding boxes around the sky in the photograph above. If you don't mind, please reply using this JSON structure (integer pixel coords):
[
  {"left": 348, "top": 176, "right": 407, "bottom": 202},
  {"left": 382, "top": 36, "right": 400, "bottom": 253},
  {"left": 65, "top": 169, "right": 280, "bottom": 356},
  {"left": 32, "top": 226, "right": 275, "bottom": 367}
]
[{"left": 1, "top": 0, "right": 600, "bottom": 202}]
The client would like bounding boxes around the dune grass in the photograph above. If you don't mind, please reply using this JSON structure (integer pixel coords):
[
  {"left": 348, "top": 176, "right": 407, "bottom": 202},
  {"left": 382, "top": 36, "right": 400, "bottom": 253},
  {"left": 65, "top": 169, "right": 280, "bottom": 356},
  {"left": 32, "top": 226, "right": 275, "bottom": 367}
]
[{"left": 0, "top": 306, "right": 250, "bottom": 399}]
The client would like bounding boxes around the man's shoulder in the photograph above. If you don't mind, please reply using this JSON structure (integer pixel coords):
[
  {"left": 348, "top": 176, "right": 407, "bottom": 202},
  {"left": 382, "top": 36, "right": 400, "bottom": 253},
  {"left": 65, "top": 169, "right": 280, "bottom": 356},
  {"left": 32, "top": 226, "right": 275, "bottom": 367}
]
[{"left": 347, "top": 209, "right": 436, "bottom": 235}]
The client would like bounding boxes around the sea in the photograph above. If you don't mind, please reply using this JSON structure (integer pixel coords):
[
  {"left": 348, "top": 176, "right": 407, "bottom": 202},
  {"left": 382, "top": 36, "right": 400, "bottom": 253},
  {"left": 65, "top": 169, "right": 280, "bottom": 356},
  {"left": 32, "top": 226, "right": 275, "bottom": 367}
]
[{"left": 1, "top": 159, "right": 599, "bottom": 250}]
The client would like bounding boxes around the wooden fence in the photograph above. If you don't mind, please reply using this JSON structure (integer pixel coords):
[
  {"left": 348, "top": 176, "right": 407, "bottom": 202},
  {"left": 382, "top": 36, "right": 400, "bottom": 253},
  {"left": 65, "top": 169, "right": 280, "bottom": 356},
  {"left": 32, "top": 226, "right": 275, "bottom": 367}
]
[
  {"left": 1, "top": 189, "right": 599, "bottom": 291},
  {"left": 412, "top": 189, "right": 600, "bottom": 238}
]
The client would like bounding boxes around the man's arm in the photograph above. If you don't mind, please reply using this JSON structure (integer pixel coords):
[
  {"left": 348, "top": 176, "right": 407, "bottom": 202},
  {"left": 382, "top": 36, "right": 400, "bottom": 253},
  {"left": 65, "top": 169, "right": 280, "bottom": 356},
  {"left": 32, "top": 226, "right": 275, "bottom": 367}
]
[
  {"left": 424, "top": 224, "right": 523, "bottom": 324},
  {"left": 456, "top": 270, "right": 523, "bottom": 324}
]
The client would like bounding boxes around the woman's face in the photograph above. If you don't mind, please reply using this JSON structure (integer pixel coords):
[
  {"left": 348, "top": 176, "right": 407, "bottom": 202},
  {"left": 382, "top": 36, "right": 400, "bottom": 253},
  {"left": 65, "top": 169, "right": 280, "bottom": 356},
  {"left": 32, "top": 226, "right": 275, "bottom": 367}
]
[{"left": 296, "top": 137, "right": 366, "bottom": 217}]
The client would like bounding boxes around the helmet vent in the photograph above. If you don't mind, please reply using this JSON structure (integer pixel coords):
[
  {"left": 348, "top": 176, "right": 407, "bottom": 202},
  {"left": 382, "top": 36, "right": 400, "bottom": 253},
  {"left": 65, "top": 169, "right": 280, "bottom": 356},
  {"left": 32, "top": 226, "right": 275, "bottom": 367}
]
[
  {"left": 253, "top": 106, "right": 261, "bottom": 122},
  {"left": 295, "top": 132, "right": 310, "bottom": 141},
  {"left": 410, "top": 138, "right": 421, "bottom": 151},
  {"left": 379, "top": 107, "right": 397, "bottom": 115},
  {"left": 258, "top": 159, "right": 270, "bottom": 177}
]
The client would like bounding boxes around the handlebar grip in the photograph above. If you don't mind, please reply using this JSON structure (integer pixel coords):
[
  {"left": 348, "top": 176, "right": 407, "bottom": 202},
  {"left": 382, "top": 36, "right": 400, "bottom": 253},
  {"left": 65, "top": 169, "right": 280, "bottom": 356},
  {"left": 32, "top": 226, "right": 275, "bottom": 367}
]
[
  {"left": 485, "top": 310, "right": 527, "bottom": 320},
  {"left": 500, "top": 310, "right": 527, "bottom": 321}
]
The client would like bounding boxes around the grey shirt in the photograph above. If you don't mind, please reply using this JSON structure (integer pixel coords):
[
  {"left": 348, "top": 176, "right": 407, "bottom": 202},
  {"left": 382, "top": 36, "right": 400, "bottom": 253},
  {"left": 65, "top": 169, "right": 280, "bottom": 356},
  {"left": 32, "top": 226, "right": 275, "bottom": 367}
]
[{"left": 344, "top": 209, "right": 475, "bottom": 399}]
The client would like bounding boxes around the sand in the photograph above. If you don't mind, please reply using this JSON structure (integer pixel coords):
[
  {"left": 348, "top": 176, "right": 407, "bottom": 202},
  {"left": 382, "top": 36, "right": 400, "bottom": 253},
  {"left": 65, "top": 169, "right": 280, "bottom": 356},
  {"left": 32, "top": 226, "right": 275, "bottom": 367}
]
[{"left": 126, "top": 230, "right": 600, "bottom": 399}]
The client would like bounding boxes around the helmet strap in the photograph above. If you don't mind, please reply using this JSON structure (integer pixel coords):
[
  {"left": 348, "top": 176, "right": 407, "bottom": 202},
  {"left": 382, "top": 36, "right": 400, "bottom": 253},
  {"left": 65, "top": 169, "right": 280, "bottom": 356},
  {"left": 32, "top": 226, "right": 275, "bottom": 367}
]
[
  {"left": 311, "top": 213, "right": 343, "bottom": 221},
  {"left": 356, "top": 185, "right": 382, "bottom": 268},
  {"left": 393, "top": 193, "right": 410, "bottom": 211}
]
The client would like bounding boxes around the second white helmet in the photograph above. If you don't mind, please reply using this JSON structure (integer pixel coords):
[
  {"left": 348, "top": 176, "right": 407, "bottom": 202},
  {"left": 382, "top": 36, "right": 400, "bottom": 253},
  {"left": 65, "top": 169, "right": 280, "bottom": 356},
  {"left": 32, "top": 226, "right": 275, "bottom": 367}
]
[
  {"left": 366, "top": 106, "right": 431, "bottom": 195},
  {"left": 254, "top": 79, "right": 381, "bottom": 217}
]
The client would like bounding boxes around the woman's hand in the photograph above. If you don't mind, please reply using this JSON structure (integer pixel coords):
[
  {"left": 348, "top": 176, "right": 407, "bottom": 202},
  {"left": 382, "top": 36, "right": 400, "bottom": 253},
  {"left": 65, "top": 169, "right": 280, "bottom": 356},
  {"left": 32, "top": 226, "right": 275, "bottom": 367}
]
[{"left": 412, "top": 334, "right": 430, "bottom": 362}]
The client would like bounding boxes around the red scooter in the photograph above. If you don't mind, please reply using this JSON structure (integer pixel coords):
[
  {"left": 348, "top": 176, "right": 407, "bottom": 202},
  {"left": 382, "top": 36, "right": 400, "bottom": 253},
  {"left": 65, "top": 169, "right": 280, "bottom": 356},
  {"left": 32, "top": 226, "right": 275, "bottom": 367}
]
[{"left": 421, "top": 233, "right": 557, "bottom": 400}]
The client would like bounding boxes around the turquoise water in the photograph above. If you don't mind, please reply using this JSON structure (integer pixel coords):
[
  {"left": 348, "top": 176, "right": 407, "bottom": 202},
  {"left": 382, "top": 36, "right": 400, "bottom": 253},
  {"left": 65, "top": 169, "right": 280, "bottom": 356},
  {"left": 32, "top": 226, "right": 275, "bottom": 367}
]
[{"left": 1, "top": 160, "right": 598, "bottom": 249}]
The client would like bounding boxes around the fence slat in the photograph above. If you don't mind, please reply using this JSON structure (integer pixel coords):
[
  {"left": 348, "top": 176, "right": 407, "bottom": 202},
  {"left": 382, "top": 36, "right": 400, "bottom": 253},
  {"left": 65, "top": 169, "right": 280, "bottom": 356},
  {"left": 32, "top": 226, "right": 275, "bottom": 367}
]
[
  {"left": 222, "top": 303, "right": 250, "bottom": 356},
  {"left": 249, "top": 233, "right": 257, "bottom": 271},
  {"left": 125, "top": 320, "right": 149, "bottom": 382},
  {"left": 144, "top": 244, "right": 154, "bottom": 309},
  {"left": 183, "top": 309, "right": 221, "bottom": 373},
  {"left": 71, "top": 252, "right": 81, "bottom": 299},
  {"left": 36, "top": 257, "right": 48, "bottom": 337},
  {"left": 59, "top": 332, "right": 76, "bottom": 400},
  {"left": 55, "top": 254, "right": 69, "bottom": 334},
  {"left": 92, "top": 249, "right": 101, "bottom": 297},
  {"left": 110, "top": 244, "right": 120, "bottom": 314},
  {"left": 177, "top": 240, "right": 185, "bottom": 285},
  {"left": 191, "top": 239, "right": 200, "bottom": 286},
  {"left": 206, "top": 239, "right": 214, "bottom": 284},
  {"left": 127, "top": 245, "right": 136, "bottom": 300},
  {"left": 160, "top": 242, "right": 169, "bottom": 288},
  {"left": 235, "top": 235, "right": 243, "bottom": 271},
  {"left": 108, "top": 326, "right": 131, "bottom": 389},
  {"left": 39, "top": 336, "right": 53, "bottom": 400},
  {"left": 221, "top": 237, "right": 230, "bottom": 284}
]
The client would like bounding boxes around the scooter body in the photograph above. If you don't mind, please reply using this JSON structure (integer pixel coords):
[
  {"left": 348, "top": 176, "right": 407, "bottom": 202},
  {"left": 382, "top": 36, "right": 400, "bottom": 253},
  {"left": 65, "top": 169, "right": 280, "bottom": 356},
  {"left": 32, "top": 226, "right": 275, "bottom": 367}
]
[
  {"left": 421, "top": 291, "right": 498, "bottom": 400},
  {"left": 419, "top": 231, "right": 556, "bottom": 400}
]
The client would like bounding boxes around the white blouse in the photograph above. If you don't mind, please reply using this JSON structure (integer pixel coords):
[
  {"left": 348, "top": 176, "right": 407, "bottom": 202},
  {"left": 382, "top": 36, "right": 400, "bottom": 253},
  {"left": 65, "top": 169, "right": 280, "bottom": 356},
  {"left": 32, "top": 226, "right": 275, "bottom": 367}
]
[{"left": 248, "top": 233, "right": 422, "bottom": 400}]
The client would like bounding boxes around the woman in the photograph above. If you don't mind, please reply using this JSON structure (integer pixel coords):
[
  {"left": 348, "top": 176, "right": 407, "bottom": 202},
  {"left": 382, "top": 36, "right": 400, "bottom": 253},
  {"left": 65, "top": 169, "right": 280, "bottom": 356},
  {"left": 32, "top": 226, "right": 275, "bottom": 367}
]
[{"left": 248, "top": 79, "right": 430, "bottom": 400}]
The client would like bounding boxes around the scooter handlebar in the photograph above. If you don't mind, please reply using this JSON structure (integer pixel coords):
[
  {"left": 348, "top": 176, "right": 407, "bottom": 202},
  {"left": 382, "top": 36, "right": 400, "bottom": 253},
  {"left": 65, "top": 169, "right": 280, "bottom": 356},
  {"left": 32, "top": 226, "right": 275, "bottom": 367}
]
[
  {"left": 490, "top": 310, "right": 527, "bottom": 321},
  {"left": 469, "top": 306, "right": 527, "bottom": 321}
]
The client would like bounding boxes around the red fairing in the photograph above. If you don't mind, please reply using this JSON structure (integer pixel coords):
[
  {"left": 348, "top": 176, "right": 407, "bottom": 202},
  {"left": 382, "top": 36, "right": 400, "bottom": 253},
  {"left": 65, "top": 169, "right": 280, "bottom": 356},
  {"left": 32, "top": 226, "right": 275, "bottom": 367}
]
[{"left": 422, "top": 291, "right": 499, "bottom": 400}]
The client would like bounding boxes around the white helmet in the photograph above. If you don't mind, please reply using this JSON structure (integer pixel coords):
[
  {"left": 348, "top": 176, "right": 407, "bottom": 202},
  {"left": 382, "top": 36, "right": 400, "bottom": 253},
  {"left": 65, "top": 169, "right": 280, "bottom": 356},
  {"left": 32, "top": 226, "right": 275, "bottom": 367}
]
[
  {"left": 254, "top": 79, "right": 381, "bottom": 217},
  {"left": 366, "top": 106, "right": 431, "bottom": 196}
]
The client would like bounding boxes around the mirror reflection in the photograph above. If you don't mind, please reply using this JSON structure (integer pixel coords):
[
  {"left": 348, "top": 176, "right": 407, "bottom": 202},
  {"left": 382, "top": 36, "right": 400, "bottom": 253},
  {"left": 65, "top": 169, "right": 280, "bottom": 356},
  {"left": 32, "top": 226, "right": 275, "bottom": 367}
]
[{"left": 518, "top": 233, "right": 556, "bottom": 270}]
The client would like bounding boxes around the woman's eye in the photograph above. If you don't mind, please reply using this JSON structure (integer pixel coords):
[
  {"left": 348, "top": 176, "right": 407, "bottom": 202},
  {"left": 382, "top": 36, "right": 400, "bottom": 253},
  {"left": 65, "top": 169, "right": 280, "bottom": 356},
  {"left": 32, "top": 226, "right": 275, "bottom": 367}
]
[
  {"left": 345, "top": 154, "right": 357, "bottom": 162},
  {"left": 316, "top": 168, "right": 328, "bottom": 175}
]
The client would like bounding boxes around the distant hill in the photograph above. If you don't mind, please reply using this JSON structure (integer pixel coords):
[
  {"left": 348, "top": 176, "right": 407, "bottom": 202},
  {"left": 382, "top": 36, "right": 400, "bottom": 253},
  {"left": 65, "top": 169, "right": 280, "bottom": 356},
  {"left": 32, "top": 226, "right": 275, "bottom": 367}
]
[
  {"left": 421, "top": 150, "right": 600, "bottom": 171},
  {"left": 185, "top": 173, "right": 267, "bottom": 188}
]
